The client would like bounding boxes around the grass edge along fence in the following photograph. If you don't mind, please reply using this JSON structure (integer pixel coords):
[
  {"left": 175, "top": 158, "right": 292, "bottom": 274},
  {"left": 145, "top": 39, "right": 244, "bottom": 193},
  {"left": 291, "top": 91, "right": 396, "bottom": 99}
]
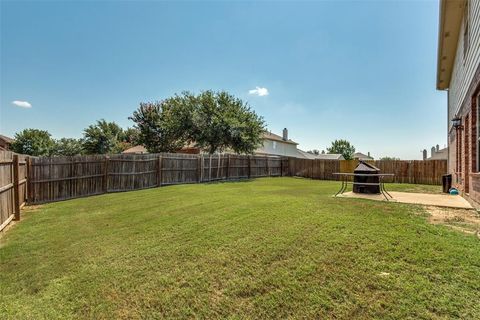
[{"left": 0, "top": 152, "right": 28, "bottom": 232}]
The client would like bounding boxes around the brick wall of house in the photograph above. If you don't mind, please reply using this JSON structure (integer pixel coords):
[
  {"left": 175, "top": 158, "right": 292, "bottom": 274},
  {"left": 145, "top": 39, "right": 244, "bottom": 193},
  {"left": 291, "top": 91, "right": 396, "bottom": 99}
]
[
  {"left": 449, "top": 63, "right": 480, "bottom": 205},
  {"left": 468, "top": 89, "right": 480, "bottom": 203}
]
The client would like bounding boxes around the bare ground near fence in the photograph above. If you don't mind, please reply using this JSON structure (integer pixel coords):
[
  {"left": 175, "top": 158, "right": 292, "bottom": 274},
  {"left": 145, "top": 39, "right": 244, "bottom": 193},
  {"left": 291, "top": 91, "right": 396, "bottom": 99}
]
[{"left": 0, "top": 150, "right": 447, "bottom": 231}]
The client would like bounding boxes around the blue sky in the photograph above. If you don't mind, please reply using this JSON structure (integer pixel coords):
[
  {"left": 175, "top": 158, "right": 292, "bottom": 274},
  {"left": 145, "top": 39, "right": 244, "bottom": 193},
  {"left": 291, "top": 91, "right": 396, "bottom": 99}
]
[{"left": 0, "top": 0, "right": 446, "bottom": 159}]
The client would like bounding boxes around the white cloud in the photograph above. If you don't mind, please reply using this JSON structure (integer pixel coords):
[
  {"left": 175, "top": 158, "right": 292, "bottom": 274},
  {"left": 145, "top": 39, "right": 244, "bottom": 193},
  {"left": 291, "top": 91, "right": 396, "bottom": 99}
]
[
  {"left": 248, "top": 87, "right": 269, "bottom": 97},
  {"left": 12, "top": 100, "right": 32, "bottom": 108}
]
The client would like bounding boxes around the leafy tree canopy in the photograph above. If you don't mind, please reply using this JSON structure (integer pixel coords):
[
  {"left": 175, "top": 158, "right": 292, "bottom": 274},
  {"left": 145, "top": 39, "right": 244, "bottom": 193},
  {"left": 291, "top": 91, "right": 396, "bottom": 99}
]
[
  {"left": 11, "top": 129, "right": 54, "bottom": 156},
  {"left": 131, "top": 91, "right": 265, "bottom": 154},
  {"left": 51, "top": 138, "right": 84, "bottom": 156},
  {"left": 129, "top": 96, "right": 193, "bottom": 153},
  {"left": 192, "top": 91, "right": 265, "bottom": 154},
  {"left": 307, "top": 149, "right": 320, "bottom": 155},
  {"left": 123, "top": 127, "right": 141, "bottom": 145},
  {"left": 327, "top": 139, "right": 355, "bottom": 160},
  {"left": 83, "top": 120, "right": 126, "bottom": 154}
]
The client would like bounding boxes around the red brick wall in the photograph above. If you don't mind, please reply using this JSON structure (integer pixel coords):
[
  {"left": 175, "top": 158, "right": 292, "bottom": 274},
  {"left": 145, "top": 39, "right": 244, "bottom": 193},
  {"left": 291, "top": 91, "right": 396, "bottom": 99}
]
[{"left": 449, "top": 63, "right": 480, "bottom": 204}]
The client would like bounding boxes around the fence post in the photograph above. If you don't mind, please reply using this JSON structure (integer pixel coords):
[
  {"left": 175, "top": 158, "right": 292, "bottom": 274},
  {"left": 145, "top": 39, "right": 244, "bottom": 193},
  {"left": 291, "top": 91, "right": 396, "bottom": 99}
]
[
  {"left": 103, "top": 156, "right": 109, "bottom": 193},
  {"left": 197, "top": 155, "right": 202, "bottom": 183},
  {"left": 413, "top": 160, "right": 416, "bottom": 185},
  {"left": 226, "top": 154, "right": 231, "bottom": 180},
  {"left": 13, "top": 154, "right": 20, "bottom": 221},
  {"left": 280, "top": 157, "right": 283, "bottom": 177},
  {"left": 265, "top": 156, "right": 269, "bottom": 176},
  {"left": 26, "top": 156, "right": 31, "bottom": 203},
  {"left": 157, "top": 155, "right": 163, "bottom": 187},
  {"left": 217, "top": 154, "right": 221, "bottom": 179},
  {"left": 248, "top": 155, "right": 251, "bottom": 179},
  {"left": 209, "top": 155, "right": 212, "bottom": 181}
]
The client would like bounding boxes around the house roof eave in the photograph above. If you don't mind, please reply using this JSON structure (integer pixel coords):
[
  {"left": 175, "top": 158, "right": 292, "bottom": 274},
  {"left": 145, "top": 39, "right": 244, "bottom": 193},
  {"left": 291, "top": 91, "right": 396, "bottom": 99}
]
[{"left": 436, "top": 0, "right": 466, "bottom": 90}]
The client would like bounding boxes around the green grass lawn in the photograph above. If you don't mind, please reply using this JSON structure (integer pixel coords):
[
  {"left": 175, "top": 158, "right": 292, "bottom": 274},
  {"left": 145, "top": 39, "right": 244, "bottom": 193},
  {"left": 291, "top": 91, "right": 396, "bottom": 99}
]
[{"left": 1, "top": 178, "right": 479, "bottom": 319}]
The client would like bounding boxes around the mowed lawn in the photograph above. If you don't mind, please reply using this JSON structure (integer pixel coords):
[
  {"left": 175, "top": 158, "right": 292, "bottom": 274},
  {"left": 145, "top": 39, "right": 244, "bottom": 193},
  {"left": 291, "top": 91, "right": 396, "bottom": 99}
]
[{"left": 1, "top": 178, "right": 479, "bottom": 319}]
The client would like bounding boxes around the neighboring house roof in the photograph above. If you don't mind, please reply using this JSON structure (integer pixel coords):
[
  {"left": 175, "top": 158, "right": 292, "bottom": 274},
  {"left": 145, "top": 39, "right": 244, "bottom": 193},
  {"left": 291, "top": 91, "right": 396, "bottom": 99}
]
[
  {"left": 0, "top": 134, "right": 14, "bottom": 144},
  {"left": 354, "top": 152, "right": 374, "bottom": 160},
  {"left": 122, "top": 145, "right": 147, "bottom": 154},
  {"left": 437, "top": 0, "right": 466, "bottom": 89},
  {"left": 262, "top": 132, "right": 298, "bottom": 145},
  {"left": 427, "top": 147, "right": 448, "bottom": 160},
  {"left": 316, "top": 153, "right": 345, "bottom": 160},
  {"left": 297, "top": 150, "right": 344, "bottom": 160}
]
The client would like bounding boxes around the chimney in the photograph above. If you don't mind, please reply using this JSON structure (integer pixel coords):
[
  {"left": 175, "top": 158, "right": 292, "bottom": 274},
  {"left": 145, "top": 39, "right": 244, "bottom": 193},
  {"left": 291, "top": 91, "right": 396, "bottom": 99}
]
[
  {"left": 367, "top": 151, "right": 370, "bottom": 158},
  {"left": 422, "top": 149, "right": 427, "bottom": 160},
  {"left": 431, "top": 146, "right": 435, "bottom": 157},
  {"left": 436, "top": 144, "right": 439, "bottom": 152},
  {"left": 282, "top": 128, "right": 288, "bottom": 141}
]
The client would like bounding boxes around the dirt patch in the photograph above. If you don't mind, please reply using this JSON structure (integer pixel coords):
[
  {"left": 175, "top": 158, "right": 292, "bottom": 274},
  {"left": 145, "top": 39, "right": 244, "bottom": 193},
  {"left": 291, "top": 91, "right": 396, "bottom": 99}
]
[
  {"left": 21, "top": 205, "right": 43, "bottom": 212},
  {"left": 424, "top": 206, "right": 480, "bottom": 237},
  {"left": 0, "top": 205, "right": 43, "bottom": 240}
]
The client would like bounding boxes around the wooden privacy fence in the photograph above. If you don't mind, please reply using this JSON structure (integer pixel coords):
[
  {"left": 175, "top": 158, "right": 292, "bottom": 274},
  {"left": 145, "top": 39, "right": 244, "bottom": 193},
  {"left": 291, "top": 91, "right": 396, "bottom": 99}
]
[
  {"left": 0, "top": 150, "right": 448, "bottom": 231},
  {"left": 28, "top": 153, "right": 289, "bottom": 204},
  {"left": 288, "top": 158, "right": 340, "bottom": 181},
  {"left": 288, "top": 159, "right": 447, "bottom": 185},
  {"left": 0, "top": 152, "right": 28, "bottom": 232}
]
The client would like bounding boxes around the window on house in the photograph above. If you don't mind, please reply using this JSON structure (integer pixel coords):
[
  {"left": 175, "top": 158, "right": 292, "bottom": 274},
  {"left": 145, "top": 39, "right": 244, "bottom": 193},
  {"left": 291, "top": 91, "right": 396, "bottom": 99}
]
[
  {"left": 463, "top": 1, "right": 470, "bottom": 59},
  {"left": 272, "top": 141, "right": 277, "bottom": 149}
]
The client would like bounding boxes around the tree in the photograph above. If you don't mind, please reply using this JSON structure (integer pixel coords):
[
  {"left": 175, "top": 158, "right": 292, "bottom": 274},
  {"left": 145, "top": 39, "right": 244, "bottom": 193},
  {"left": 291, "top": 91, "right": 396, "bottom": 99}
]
[
  {"left": 130, "top": 91, "right": 265, "bottom": 154},
  {"left": 307, "top": 149, "right": 320, "bottom": 155},
  {"left": 82, "top": 120, "right": 126, "bottom": 154},
  {"left": 129, "top": 96, "right": 193, "bottom": 153},
  {"left": 327, "top": 139, "right": 355, "bottom": 160},
  {"left": 51, "top": 138, "right": 84, "bottom": 156},
  {"left": 192, "top": 91, "right": 265, "bottom": 154},
  {"left": 11, "top": 129, "right": 54, "bottom": 156},
  {"left": 123, "top": 127, "right": 140, "bottom": 145}
]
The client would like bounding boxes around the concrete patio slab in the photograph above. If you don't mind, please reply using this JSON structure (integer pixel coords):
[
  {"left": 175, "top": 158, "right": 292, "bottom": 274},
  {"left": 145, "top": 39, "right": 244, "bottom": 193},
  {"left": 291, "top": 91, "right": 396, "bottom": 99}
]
[{"left": 337, "top": 191, "right": 474, "bottom": 209}]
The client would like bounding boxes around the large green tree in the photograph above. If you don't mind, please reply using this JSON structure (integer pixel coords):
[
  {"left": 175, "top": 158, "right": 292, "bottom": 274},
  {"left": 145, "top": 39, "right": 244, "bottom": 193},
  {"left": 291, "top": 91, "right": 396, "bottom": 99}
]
[
  {"left": 192, "top": 91, "right": 265, "bottom": 154},
  {"left": 51, "top": 138, "right": 84, "bottom": 156},
  {"left": 327, "top": 139, "right": 355, "bottom": 160},
  {"left": 11, "top": 129, "right": 54, "bottom": 156},
  {"left": 130, "top": 91, "right": 265, "bottom": 154},
  {"left": 82, "top": 120, "right": 126, "bottom": 154},
  {"left": 129, "top": 96, "right": 193, "bottom": 153},
  {"left": 123, "top": 127, "right": 141, "bottom": 146}
]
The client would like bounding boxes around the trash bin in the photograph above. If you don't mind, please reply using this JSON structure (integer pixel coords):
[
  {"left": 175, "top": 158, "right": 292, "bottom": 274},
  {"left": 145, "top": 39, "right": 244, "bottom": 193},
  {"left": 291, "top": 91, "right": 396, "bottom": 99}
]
[{"left": 442, "top": 174, "right": 452, "bottom": 193}]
